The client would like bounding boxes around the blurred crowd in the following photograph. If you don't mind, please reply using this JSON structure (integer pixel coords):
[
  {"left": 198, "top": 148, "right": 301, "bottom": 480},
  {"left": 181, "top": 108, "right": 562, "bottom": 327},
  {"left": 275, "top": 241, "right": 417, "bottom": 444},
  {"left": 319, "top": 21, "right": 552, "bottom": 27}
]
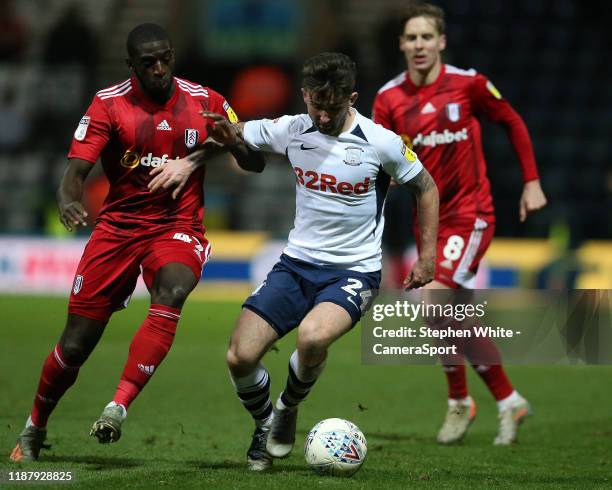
[{"left": 0, "top": 0, "right": 610, "bottom": 248}]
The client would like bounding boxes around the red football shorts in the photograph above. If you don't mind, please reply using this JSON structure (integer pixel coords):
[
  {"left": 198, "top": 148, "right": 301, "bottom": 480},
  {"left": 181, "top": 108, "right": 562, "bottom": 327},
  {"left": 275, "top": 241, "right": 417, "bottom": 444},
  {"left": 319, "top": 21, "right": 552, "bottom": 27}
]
[
  {"left": 416, "top": 216, "right": 494, "bottom": 289},
  {"left": 68, "top": 226, "right": 211, "bottom": 322}
]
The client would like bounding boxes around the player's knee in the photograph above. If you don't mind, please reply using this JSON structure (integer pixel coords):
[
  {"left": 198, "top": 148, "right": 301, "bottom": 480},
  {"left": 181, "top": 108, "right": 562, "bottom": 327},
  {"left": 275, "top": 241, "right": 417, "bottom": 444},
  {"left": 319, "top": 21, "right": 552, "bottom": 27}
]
[
  {"left": 152, "top": 285, "right": 190, "bottom": 308},
  {"left": 226, "top": 345, "right": 241, "bottom": 371},
  {"left": 59, "top": 339, "right": 88, "bottom": 366},
  {"left": 226, "top": 343, "right": 257, "bottom": 375},
  {"left": 297, "top": 323, "right": 329, "bottom": 356}
]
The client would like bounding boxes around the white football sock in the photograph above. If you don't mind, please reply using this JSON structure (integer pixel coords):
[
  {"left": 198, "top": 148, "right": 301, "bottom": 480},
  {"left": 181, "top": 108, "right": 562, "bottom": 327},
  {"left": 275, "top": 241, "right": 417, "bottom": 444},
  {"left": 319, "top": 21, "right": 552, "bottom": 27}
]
[
  {"left": 448, "top": 396, "right": 472, "bottom": 408},
  {"left": 105, "top": 401, "right": 127, "bottom": 419},
  {"left": 496, "top": 390, "right": 521, "bottom": 412}
]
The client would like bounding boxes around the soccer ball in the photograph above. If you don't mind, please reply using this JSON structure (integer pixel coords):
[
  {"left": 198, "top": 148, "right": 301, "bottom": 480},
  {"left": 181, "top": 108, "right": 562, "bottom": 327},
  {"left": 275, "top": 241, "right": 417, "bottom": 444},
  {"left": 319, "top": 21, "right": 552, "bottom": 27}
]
[{"left": 304, "top": 418, "right": 367, "bottom": 477}]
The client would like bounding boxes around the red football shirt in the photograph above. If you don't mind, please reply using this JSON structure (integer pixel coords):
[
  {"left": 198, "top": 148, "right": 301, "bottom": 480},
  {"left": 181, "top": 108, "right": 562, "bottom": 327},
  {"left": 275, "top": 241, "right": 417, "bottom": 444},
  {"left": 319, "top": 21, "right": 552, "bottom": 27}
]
[
  {"left": 68, "top": 76, "right": 233, "bottom": 233},
  {"left": 373, "top": 64, "right": 539, "bottom": 222}
]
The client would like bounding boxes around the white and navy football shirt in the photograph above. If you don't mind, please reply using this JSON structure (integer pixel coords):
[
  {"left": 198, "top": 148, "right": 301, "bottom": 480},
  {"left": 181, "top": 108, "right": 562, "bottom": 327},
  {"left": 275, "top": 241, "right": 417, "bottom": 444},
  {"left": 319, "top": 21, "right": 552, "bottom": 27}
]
[{"left": 243, "top": 109, "right": 424, "bottom": 272}]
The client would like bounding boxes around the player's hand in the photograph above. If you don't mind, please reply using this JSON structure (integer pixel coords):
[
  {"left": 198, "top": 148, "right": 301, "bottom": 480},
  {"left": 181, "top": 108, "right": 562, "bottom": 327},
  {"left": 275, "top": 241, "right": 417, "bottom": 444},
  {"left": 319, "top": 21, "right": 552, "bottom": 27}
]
[
  {"left": 519, "top": 179, "right": 547, "bottom": 222},
  {"left": 403, "top": 256, "right": 435, "bottom": 290},
  {"left": 200, "top": 111, "right": 243, "bottom": 146},
  {"left": 148, "top": 157, "right": 195, "bottom": 199},
  {"left": 58, "top": 200, "right": 88, "bottom": 232}
]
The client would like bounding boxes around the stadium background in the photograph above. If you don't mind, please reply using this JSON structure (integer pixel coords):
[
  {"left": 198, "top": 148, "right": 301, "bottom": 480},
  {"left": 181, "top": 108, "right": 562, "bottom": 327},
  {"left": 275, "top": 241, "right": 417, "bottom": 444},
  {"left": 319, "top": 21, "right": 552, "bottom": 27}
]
[
  {"left": 1, "top": 1, "right": 611, "bottom": 487},
  {"left": 0, "top": 0, "right": 610, "bottom": 293}
]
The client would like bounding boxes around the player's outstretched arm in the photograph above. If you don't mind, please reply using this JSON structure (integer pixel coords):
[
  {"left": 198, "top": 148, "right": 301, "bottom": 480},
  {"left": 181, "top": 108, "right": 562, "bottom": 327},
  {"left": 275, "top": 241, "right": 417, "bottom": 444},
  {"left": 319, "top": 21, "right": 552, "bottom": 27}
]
[
  {"left": 519, "top": 179, "right": 547, "bottom": 222},
  {"left": 403, "top": 168, "right": 439, "bottom": 289},
  {"left": 148, "top": 113, "right": 266, "bottom": 199},
  {"left": 57, "top": 158, "right": 93, "bottom": 232},
  {"left": 200, "top": 111, "right": 265, "bottom": 173},
  {"left": 147, "top": 142, "right": 222, "bottom": 199}
]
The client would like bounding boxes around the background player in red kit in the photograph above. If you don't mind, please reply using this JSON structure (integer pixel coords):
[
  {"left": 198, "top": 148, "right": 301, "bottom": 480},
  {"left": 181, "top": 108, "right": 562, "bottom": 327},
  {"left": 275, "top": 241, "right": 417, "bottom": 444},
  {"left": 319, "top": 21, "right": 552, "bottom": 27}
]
[
  {"left": 10, "top": 23, "right": 262, "bottom": 462},
  {"left": 373, "top": 2, "right": 547, "bottom": 445}
]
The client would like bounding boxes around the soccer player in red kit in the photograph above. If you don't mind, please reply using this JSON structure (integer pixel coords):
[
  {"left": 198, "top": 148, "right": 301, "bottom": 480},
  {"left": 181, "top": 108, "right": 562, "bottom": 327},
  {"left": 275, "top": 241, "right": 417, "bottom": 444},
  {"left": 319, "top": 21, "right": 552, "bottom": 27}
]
[
  {"left": 10, "top": 23, "right": 262, "bottom": 462},
  {"left": 373, "top": 2, "right": 547, "bottom": 445}
]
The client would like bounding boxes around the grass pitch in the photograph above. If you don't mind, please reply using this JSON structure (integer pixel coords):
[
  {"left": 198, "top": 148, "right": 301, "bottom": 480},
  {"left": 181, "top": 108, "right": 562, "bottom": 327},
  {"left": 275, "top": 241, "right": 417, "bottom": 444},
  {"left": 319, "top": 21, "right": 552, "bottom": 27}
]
[{"left": 1, "top": 295, "right": 611, "bottom": 488}]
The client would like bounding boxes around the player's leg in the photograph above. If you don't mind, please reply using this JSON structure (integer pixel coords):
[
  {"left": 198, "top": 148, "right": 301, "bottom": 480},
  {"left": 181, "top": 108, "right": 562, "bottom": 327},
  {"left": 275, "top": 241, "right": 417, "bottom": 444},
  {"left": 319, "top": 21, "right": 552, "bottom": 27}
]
[
  {"left": 449, "top": 220, "right": 529, "bottom": 445},
  {"left": 92, "top": 261, "right": 200, "bottom": 443},
  {"left": 414, "top": 221, "right": 474, "bottom": 441},
  {"left": 267, "top": 302, "right": 354, "bottom": 458},
  {"left": 227, "top": 308, "right": 279, "bottom": 423},
  {"left": 465, "top": 334, "right": 531, "bottom": 445},
  {"left": 227, "top": 257, "right": 310, "bottom": 470},
  {"left": 226, "top": 308, "right": 279, "bottom": 471},
  {"left": 421, "top": 280, "right": 476, "bottom": 444},
  {"left": 34, "top": 314, "right": 107, "bottom": 429},
  {"left": 10, "top": 314, "right": 107, "bottom": 462},
  {"left": 268, "top": 268, "right": 379, "bottom": 458},
  {"left": 10, "top": 226, "right": 134, "bottom": 461},
  {"left": 424, "top": 218, "right": 493, "bottom": 443},
  {"left": 432, "top": 218, "right": 529, "bottom": 444}
]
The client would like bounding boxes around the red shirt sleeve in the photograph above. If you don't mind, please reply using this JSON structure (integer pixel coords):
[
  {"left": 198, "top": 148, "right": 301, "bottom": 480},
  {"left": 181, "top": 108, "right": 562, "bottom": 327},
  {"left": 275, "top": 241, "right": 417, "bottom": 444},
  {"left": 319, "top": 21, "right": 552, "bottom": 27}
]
[
  {"left": 67, "top": 96, "right": 112, "bottom": 164},
  {"left": 372, "top": 91, "right": 394, "bottom": 131},
  {"left": 207, "top": 88, "right": 240, "bottom": 123},
  {"left": 470, "top": 74, "right": 539, "bottom": 182}
]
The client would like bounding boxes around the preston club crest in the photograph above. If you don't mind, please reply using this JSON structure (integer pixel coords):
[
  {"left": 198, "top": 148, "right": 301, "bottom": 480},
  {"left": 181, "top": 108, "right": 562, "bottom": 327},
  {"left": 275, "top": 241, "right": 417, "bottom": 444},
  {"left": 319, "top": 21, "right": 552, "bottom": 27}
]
[
  {"left": 185, "top": 129, "right": 199, "bottom": 149},
  {"left": 344, "top": 146, "right": 363, "bottom": 166},
  {"left": 445, "top": 103, "right": 461, "bottom": 122}
]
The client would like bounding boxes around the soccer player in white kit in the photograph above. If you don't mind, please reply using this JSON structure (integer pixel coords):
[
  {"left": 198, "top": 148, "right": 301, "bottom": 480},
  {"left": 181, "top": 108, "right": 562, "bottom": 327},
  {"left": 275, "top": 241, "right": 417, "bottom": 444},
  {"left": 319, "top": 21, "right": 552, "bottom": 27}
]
[{"left": 148, "top": 52, "right": 439, "bottom": 471}]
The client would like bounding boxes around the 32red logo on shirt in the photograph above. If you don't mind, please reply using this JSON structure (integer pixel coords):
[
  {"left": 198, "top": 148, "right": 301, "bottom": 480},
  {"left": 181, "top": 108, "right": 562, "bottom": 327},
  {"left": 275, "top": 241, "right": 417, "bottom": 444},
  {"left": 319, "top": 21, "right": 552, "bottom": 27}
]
[{"left": 294, "top": 167, "right": 370, "bottom": 195}]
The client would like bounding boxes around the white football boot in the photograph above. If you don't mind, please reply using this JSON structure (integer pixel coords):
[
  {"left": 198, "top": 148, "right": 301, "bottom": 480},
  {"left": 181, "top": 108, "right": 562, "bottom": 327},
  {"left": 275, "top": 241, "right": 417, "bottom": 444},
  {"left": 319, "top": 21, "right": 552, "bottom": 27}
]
[
  {"left": 494, "top": 396, "right": 531, "bottom": 445},
  {"left": 437, "top": 397, "right": 477, "bottom": 444}
]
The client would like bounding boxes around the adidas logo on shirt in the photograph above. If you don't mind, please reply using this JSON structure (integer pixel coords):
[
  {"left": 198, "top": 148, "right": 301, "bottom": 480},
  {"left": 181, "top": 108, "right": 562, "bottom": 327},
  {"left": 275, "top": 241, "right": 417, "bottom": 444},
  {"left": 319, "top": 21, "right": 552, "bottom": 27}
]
[
  {"left": 156, "top": 119, "right": 172, "bottom": 131},
  {"left": 421, "top": 102, "right": 436, "bottom": 114}
]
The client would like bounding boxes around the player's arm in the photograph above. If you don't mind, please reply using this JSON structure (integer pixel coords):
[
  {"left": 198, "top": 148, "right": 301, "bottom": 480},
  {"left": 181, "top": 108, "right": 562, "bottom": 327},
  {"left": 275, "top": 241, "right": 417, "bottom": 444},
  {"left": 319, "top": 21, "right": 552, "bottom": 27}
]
[
  {"left": 57, "top": 158, "right": 94, "bottom": 232},
  {"left": 403, "top": 168, "right": 439, "bottom": 289},
  {"left": 198, "top": 113, "right": 265, "bottom": 173},
  {"left": 148, "top": 116, "right": 265, "bottom": 199},
  {"left": 62, "top": 95, "right": 110, "bottom": 231},
  {"left": 378, "top": 133, "right": 439, "bottom": 289},
  {"left": 471, "top": 75, "right": 547, "bottom": 221}
]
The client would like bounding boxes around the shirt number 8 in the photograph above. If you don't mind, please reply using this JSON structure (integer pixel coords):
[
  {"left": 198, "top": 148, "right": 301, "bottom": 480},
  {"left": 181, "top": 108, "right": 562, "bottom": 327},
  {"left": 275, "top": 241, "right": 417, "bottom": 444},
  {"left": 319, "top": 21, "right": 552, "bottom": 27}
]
[{"left": 442, "top": 235, "right": 465, "bottom": 262}]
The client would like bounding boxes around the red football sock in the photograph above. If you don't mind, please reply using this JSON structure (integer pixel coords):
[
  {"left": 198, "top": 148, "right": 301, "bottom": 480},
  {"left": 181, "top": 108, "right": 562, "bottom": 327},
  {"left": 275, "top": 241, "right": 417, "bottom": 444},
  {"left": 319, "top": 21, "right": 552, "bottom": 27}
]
[
  {"left": 438, "top": 335, "right": 468, "bottom": 400},
  {"left": 113, "top": 304, "right": 180, "bottom": 408},
  {"left": 30, "top": 345, "right": 81, "bottom": 428},
  {"left": 442, "top": 363, "right": 468, "bottom": 399},
  {"left": 465, "top": 333, "right": 514, "bottom": 401}
]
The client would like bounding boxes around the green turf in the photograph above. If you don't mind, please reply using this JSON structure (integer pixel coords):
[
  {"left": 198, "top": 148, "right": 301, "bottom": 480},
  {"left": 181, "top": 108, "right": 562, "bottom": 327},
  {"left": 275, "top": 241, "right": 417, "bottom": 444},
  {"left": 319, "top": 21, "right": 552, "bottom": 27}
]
[{"left": 1, "top": 296, "right": 611, "bottom": 488}]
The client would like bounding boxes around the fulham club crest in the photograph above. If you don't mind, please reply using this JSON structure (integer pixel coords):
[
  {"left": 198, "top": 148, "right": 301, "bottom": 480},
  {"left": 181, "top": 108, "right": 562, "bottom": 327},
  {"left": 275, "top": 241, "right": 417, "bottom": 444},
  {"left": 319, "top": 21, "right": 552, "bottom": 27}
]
[
  {"left": 185, "top": 129, "right": 199, "bottom": 149},
  {"left": 445, "top": 103, "right": 461, "bottom": 122},
  {"left": 73, "top": 275, "right": 83, "bottom": 294}
]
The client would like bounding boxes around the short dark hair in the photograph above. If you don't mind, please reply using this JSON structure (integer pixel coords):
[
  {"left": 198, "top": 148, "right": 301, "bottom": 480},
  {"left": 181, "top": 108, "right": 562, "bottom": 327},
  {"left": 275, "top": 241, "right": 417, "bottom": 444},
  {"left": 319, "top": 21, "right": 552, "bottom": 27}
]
[
  {"left": 399, "top": 2, "right": 445, "bottom": 36},
  {"left": 126, "top": 23, "right": 170, "bottom": 57},
  {"left": 302, "top": 52, "right": 356, "bottom": 102}
]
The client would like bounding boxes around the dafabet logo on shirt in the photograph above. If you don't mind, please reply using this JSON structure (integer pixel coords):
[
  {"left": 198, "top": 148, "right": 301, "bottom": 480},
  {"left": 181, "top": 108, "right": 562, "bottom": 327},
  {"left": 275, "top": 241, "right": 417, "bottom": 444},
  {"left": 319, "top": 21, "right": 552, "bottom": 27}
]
[{"left": 120, "top": 149, "right": 177, "bottom": 169}]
